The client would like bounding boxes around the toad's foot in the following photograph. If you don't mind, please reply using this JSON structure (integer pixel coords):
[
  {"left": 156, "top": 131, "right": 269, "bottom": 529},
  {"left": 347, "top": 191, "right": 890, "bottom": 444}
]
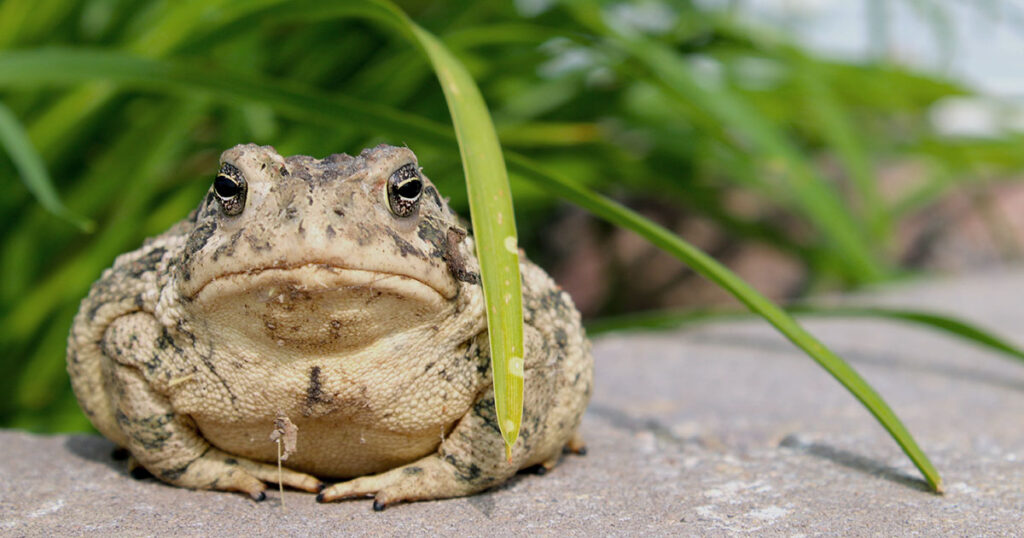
[
  {"left": 317, "top": 454, "right": 503, "bottom": 510},
  {"left": 133, "top": 447, "right": 323, "bottom": 500}
]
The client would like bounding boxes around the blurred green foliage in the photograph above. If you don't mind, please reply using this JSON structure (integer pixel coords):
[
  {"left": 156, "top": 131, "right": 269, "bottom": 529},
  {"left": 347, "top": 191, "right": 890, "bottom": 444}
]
[{"left": 1, "top": 0, "right": 1022, "bottom": 432}]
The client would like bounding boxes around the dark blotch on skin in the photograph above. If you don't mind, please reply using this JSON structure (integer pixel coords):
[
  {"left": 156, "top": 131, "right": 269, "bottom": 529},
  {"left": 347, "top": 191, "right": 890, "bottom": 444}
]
[
  {"left": 417, "top": 218, "right": 446, "bottom": 257},
  {"left": 386, "top": 228, "right": 425, "bottom": 258},
  {"left": 212, "top": 230, "right": 243, "bottom": 261},
  {"left": 126, "top": 247, "right": 167, "bottom": 278},
  {"left": 443, "top": 453, "right": 483, "bottom": 483},
  {"left": 424, "top": 185, "right": 443, "bottom": 208},
  {"left": 304, "top": 366, "right": 333, "bottom": 416},
  {"left": 443, "top": 227, "right": 479, "bottom": 284},
  {"left": 554, "top": 328, "right": 568, "bottom": 350},
  {"left": 403, "top": 466, "right": 423, "bottom": 475},
  {"left": 472, "top": 397, "right": 502, "bottom": 436},
  {"left": 183, "top": 221, "right": 217, "bottom": 262}
]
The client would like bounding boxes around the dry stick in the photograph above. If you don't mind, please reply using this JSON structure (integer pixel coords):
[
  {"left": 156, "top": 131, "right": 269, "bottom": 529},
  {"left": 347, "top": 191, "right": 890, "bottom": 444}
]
[
  {"left": 276, "top": 437, "right": 285, "bottom": 510},
  {"left": 269, "top": 411, "right": 297, "bottom": 510}
]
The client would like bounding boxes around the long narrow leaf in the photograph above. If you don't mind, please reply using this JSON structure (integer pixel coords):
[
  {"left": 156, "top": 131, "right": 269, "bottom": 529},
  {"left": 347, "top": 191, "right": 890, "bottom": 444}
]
[
  {"left": 506, "top": 155, "right": 944, "bottom": 492},
  {"left": 587, "top": 305, "right": 1024, "bottom": 367},
  {"left": 565, "top": 2, "right": 887, "bottom": 282},
  {"left": 362, "top": 0, "right": 526, "bottom": 456},
  {"left": 0, "top": 102, "right": 92, "bottom": 231}
]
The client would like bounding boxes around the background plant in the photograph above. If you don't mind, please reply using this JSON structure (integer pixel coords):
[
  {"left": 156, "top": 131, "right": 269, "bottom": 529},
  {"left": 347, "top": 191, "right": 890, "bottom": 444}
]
[{"left": 1, "top": 0, "right": 1021, "bottom": 479}]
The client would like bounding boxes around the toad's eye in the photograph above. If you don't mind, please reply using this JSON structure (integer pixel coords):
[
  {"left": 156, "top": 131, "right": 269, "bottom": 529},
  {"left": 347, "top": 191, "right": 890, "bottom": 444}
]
[
  {"left": 386, "top": 163, "right": 423, "bottom": 218},
  {"left": 213, "top": 163, "right": 247, "bottom": 216}
]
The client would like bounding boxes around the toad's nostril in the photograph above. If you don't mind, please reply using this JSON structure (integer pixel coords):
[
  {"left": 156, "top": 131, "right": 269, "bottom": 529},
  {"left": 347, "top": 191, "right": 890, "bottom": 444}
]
[{"left": 333, "top": 206, "right": 345, "bottom": 217}]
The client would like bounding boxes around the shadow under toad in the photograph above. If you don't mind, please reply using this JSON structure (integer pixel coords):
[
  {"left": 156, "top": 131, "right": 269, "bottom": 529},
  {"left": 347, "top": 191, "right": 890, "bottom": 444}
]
[
  {"left": 779, "top": 434, "right": 932, "bottom": 492},
  {"left": 64, "top": 434, "right": 122, "bottom": 473}
]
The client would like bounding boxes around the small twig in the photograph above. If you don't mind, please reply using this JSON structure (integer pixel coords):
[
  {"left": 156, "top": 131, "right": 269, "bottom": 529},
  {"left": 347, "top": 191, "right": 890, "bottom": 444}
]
[
  {"left": 276, "top": 437, "right": 285, "bottom": 510},
  {"left": 269, "top": 411, "right": 297, "bottom": 511}
]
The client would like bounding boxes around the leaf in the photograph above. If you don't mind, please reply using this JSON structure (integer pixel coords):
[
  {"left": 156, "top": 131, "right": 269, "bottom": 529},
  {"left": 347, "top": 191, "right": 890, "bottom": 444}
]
[
  {"left": 564, "top": 1, "right": 887, "bottom": 282},
  {"left": 587, "top": 305, "right": 1024, "bottom": 367},
  {"left": 505, "top": 154, "right": 944, "bottom": 492},
  {"left": 373, "top": 2, "right": 526, "bottom": 456},
  {"left": 0, "top": 102, "right": 93, "bottom": 231},
  {"left": 793, "top": 306, "right": 1024, "bottom": 365}
]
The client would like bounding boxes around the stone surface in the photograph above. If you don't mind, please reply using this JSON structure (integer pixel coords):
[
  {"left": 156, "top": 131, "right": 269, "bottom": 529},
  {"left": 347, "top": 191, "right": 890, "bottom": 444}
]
[{"left": 3, "top": 269, "right": 1024, "bottom": 535}]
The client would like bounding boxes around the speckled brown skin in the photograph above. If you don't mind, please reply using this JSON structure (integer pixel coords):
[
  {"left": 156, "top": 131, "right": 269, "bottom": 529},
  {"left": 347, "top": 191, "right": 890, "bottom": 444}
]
[{"left": 66, "top": 144, "right": 593, "bottom": 509}]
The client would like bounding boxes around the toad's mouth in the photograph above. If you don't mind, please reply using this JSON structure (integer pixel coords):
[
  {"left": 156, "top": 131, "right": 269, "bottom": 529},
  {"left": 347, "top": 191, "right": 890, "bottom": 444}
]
[
  {"left": 187, "top": 264, "right": 452, "bottom": 352},
  {"left": 188, "top": 263, "right": 452, "bottom": 304}
]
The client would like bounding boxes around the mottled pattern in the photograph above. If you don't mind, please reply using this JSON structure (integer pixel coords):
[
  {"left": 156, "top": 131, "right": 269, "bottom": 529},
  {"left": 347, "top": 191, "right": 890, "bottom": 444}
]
[{"left": 67, "top": 144, "right": 593, "bottom": 509}]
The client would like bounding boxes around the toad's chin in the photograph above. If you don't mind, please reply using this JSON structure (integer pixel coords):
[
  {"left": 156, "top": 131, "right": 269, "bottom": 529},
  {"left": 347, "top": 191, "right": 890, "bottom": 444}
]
[{"left": 188, "top": 264, "right": 449, "bottom": 353}]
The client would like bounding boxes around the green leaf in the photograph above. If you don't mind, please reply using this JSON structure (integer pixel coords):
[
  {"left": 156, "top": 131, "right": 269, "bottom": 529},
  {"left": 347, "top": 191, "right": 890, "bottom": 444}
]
[
  {"left": 368, "top": 1, "right": 525, "bottom": 456},
  {"left": 790, "top": 54, "right": 890, "bottom": 242},
  {"left": 505, "top": 155, "right": 944, "bottom": 493},
  {"left": 564, "top": 2, "right": 887, "bottom": 283},
  {"left": 794, "top": 307, "right": 1024, "bottom": 365},
  {"left": 587, "top": 305, "right": 1024, "bottom": 367},
  {"left": 0, "top": 102, "right": 93, "bottom": 231}
]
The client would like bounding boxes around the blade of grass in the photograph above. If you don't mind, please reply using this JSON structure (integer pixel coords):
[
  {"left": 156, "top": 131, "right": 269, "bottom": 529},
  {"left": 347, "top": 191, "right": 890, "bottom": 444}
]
[
  {"left": 0, "top": 100, "right": 208, "bottom": 347},
  {"left": 360, "top": 0, "right": 525, "bottom": 456},
  {"left": 0, "top": 102, "right": 93, "bottom": 231},
  {"left": 506, "top": 154, "right": 944, "bottom": 492},
  {"left": 791, "top": 53, "right": 891, "bottom": 243},
  {"left": 564, "top": 2, "right": 887, "bottom": 283},
  {"left": 793, "top": 306, "right": 1024, "bottom": 365},
  {"left": 0, "top": 47, "right": 942, "bottom": 489},
  {"left": 587, "top": 305, "right": 1024, "bottom": 367}
]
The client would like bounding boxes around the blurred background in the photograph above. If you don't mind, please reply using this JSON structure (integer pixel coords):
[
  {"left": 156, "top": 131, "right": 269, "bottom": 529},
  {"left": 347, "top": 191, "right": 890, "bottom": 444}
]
[{"left": 1, "top": 0, "right": 1022, "bottom": 432}]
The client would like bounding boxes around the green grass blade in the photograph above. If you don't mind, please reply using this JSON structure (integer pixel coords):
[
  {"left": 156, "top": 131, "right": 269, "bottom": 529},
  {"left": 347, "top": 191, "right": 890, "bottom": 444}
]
[
  {"left": 791, "top": 306, "right": 1024, "bottom": 365},
  {"left": 585, "top": 307, "right": 747, "bottom": 334},
  {"left": 506, "top": 154, "right": 943, "bottom": 492},
  {"left": 0, "top": 102, "right": 92, "bottom": 231},
  {"left": 356, "top": 1, "right": 524, "bottom": 455},
  {"left": 0, "top": 49, "right": 450, "bottom": 141},
  {"left": 792, "top": 55, "right": 890, "bottom": 242},
  {"left": 0, "top": 47, "right": 940, "bottom": 485},
  {"left": 587, "top": 305, "right": 1024, "bottom": 366},
  {"left": 563, "top": 3, "right": 886, "bottom": 282}
]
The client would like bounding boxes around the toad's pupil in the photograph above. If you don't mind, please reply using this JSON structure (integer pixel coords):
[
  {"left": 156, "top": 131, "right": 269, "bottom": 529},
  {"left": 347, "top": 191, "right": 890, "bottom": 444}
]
[
  {"left": 214, "top": 175, "right": 240, "bottom": 198},
  {"left": 397, "top": 178, "right": 422, "bottom": 200}
]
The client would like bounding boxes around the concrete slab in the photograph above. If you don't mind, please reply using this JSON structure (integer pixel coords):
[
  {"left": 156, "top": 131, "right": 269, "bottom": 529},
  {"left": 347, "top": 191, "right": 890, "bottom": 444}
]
[{"left": 3, "top": 269, "right": 1023, "bottom": 535}]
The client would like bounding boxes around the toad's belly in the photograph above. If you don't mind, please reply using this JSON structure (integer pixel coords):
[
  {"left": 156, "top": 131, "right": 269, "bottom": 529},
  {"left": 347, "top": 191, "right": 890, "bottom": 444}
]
[{"left": 195, "top": 416, "right": 453, "bottom": 479}]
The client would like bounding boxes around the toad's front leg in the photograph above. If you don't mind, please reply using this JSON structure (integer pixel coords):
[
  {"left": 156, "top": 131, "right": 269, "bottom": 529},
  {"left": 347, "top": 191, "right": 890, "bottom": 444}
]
[
  {"left": 111, "top": 361, "right": 323, "bottom": 499},
  {"left": 103, "top": 313, "right": 322, "bottom": 499}
]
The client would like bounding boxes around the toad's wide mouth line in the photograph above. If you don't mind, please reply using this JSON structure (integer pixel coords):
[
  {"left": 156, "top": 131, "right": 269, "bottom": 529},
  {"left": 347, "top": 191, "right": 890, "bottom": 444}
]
[{"left": 186, "top": 262, "right": 451, "bottom": 302}]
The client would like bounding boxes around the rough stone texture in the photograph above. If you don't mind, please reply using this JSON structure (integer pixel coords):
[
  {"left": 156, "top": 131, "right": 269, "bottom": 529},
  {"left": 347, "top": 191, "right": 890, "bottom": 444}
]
[{"left": 3, "top": 269, "right": 1024, "bottom": 536}]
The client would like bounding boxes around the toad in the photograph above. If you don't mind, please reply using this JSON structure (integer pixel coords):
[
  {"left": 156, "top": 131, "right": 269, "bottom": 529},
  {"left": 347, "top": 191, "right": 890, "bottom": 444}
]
[{"left": 66, "top": 144, "right": 592, "bottom": 509}]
